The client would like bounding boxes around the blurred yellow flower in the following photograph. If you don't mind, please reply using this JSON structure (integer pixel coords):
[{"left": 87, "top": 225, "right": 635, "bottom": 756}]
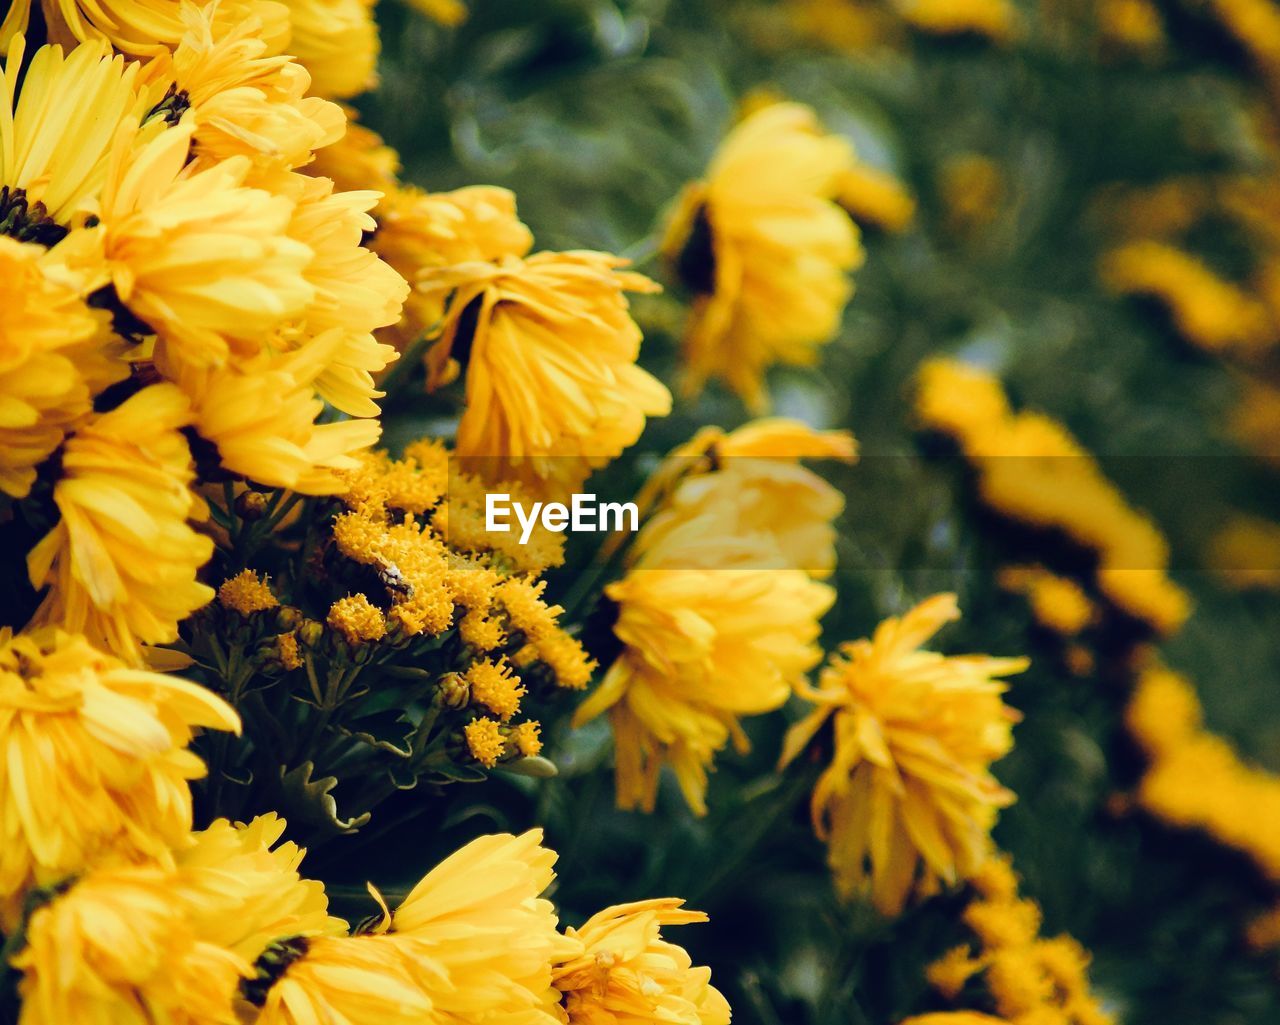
[
  {"left": 280, "top": 0, "right": 379, "bottom": 98},
  {"left": 838, "top": 162, "right": 917, "bottom": 233},
  {"left": 576, "top": 513, "right": 833, "bottom": 815},
  {"left": 389, "top": 829, "right": 578, "bottom": 1023},
  {"left": 26, "top": 384, "right": 215, "bottom": 661},
  {"left": 1101, "top": 240, "right": 1277, "bottom": 357},
  {"left": 13, "top": 861, "right": 248, "bottom": 1025},
  {"left": 1206, "top": 514, "right": 1280, "bottom": 590},
  {"left": 554, "top": 898, "right": 731, "bottom": 1025},
  {"left": 780, "top": 594, "right": 1026, "bottom": 915},
  {"left": 663, "top": 101, "right": 862, "bottom": 412},
  {"left": 0, "top": 627, "right": 238, "bottom": 927},
  {"left": 896, "top": 0, "right": 1021, "bottom": 43},
  {"left": 419, "top": 250, "right": 670, "bottom": 498},
  {"left": 0, "top": 236, "right": 117, "bottom": 498}
]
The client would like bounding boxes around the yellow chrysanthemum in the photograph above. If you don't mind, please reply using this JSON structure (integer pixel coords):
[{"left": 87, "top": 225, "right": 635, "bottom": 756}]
[
  {"left": 780, "top": 594, "right": 1027, "bottom": 915},
  {"left": 0, "top": 627, "right": 238, "bottom": 927},
  {"left": 389, "top": 829, "right": 579, "bottom": 1023},
  {"left": 899, "top": 1015, "right": 1008, "bottom": 1025},
  {"left": 662, "top": 101, "right": 862, "bottom": 412},
  {"left": 375, "top": 183, "right": 532, "bottom": 350},
  {"left": 0, "top": 34, "right": 146, "bottom": 228},
  {"left": 1, "top": 0, "right": 286, "bottom": 56},
  {"left": 0, "top": 236, "right": 114, "bottom": 498},
  {"left": 13, "top": 862, "right": 248, "bottom": 1025},
  {"left": 633, "top": 418, "right": 856, "bottom": 578},
  {"left": 554, "top": 898, "right": 731, "bottom": 1025},
  {"left": 280, "top": 0, "right": 379, "bottom": 99},
  {"left": 419, "top": 250, "right": 670, "bottom": 497},
  {"left": 575, "top": 513, "right": 833, "bottom": 815},
  {"left": 63, "top": 118, "right": 314, "bottom": 376},
  {"left": 248, "top": 934, "right": 432, "bottom": 1025},
  {"left": 185, "top": 331, "right": 382, "bottom": 494},
  {"left": 177, "top": 814, "right": 346, "bottom": 962},
  {"left": 26, "top": 384, "right": 215, "bottom": 661},
  {"left": 281, "top": 172, "right": 405, "bottom": 415},
  {"left": 140, "top": 4, "right": 345, "bottom": 175}
]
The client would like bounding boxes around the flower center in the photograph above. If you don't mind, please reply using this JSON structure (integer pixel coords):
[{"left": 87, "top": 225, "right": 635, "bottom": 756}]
[
  {"left": 674, "top": 202, "right": 716, "bottom": 295},
  {"left": 146, "top": 82, "right": 193, "bottom": 126},
  {"left": 0, "top": 186, "right": 68, "bottom": 247},
  {"left": 241, "top": 936, "right": 311, "bottom": 1007}
]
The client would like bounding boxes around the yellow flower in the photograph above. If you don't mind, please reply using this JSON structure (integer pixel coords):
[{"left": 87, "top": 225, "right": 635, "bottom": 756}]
[
  {"left": 376, "top": 183, "right": 532, "bottom": 350},
  {"left": 896, "top": 0, "right": 1021, "bottom": 42},
  {"left": 837, "top": 163, "right": 916, "bottom": 233},
  {"left": 280, "top": 0, "right": 379, "bottom": 99},
  {"left": 177, "top": 814, "right": 346, "bottom": 962},
  {"left": 68, "top": 118, "right": 315, "bottom": 377},
  {"left": 140, "top": 4, "right": 345, "bottom": 175},
  {"left": 633, "top": 418, "right": 856, "bottom": 578},
  {"left": 464, "top": 716, "right": 505, "bottom": 767},
  {"left": 899, "top": 1015, "right": 1008, "bottom": 1025},
  {"left": 26, "top": 384, "right": 215, "bottom": 662},
  {"left": 575, "top": 513, "right": 833, "bottom": 815},
  {"left": 328, "top": 593, "right": 387, "bottom": 643},
  {"left": 389, "top": 829, "right": 579, "bottom": 1022},
  {"left": 662, "top": 101, "right": 862, "bottom": 412},
  {"left": 939, "top": 153, "right": 1004, "bottom": 235},
  {"left": 306, "top": 106, "right": 399, "bottom": 194},
  {"left": 553, "top": 898, "right": 731, "bottom": 1025},
  {"left": 780, "top": 594, "right": 1027, "bottom": 915},
  {"left": 217, "top": 570, "right": 279, "bottom": 616},
  {"left": 13, "top": 862, "right": 248, "bottom": 1025},
  {"left": 419, "top": 250, "right": 670, "bottom": 497},
  {"left": 1, "top": 0, "right": 285, "bottom": 55},
  {"left": 997, "top": 565, "right": 1095, "bottom": 636},
  {"left": 249, "top": 934, "right": 432, "bottom": 1025},
  {"left": 282, "top": 174, "right": 406, "bottom": 413},
  {"left": 0, "top": 236, "right": 115, "bottom": 498},
  {"left": 0, "top": 627, "right": 238, "bottom": 926},
  {"left": 1100, "top": 240, "right": 1276, "bottom": 357},
  {"left": 1206, "top": 514, "right": 1280, "bottom": 590},
  {"left": 408, "top": 0, "right": 467, "bottom": 25},
  {"left": 465, "top": 657, "right": 525, "bottom": 721},
  {"left": 0, "top": 34, "right": 146, "bottom": 226},
  {"left": 512, "top": 720, "right": 543, "bottom": 757},
  {"left": 184, "top": 331, "right": 382, "bottom": 494}
]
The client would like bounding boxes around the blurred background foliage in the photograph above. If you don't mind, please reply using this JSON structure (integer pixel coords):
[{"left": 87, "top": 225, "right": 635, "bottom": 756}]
[{"left": 332, "top": 1, "right": 1280, "bottom": 1021}]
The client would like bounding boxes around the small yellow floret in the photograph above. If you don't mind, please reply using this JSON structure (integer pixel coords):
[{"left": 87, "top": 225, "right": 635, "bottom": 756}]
[
  {"left": 218, "top": 570, "right": 279, "bottom": 615},
  {"left": 464, "top": 717, "right": 505, "bottom": 768},
  {"left": 465, "top": 659, "right": 525, "bottom": 721},
  {"left": 327, "top": 594, "right": 386, "bottom": 644},
  {"left": 512, "top": 721, "right": 542, "bottom": 758}
]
